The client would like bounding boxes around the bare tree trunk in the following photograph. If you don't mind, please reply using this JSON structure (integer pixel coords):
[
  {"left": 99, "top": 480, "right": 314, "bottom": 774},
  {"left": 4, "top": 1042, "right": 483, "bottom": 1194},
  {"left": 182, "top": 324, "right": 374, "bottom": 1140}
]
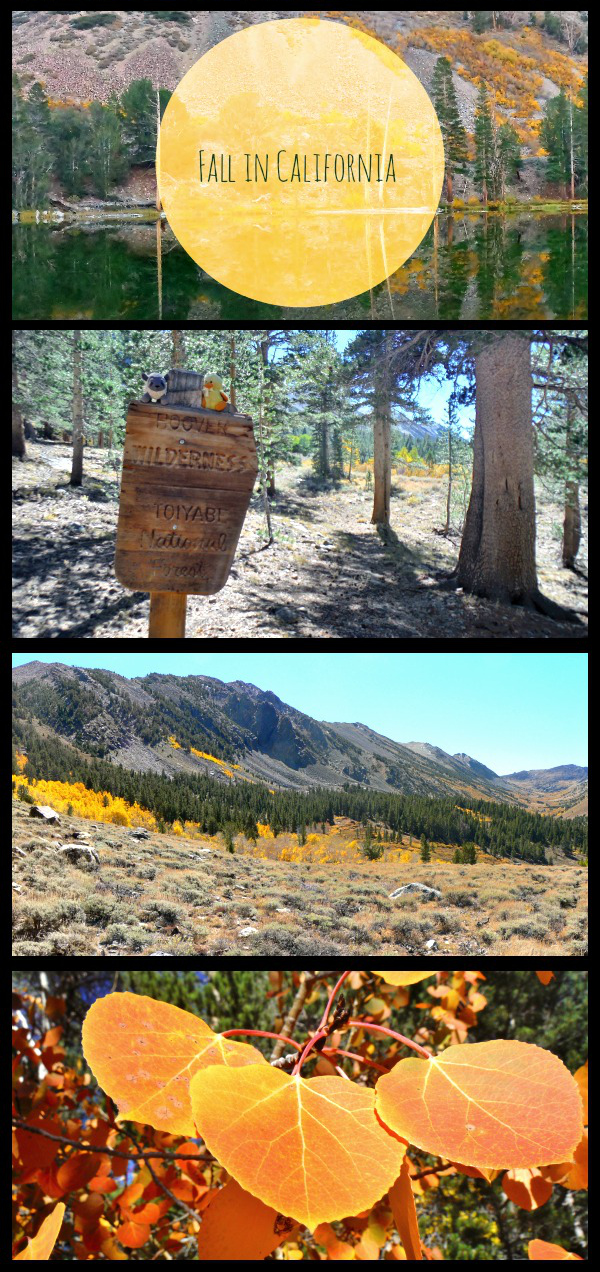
[
  {"left": 446, "top": 166, "right": 453, "bottom": 205},
  {"left": 229, "top": 333, "right": 237, "bottom": 410},
  {"left": 371, "top": 333, "right": 392, "bottom": 527},
  {"left": 12, "top": 332, "right": 26, "bottom": 460},
  {"left": 444, "top": 424, "right": 453, "bottom": 533},
  {"left": 171, "top": 330, "right": 184, "bottom": 367},
  {"left": 257, "top": 344, "right": 273, "bottom": 546},
  {"left": 155, "top": 90, "right": 162, "bottom": 212},
  {"left": 562, "top": 401, "right": 581, "bottom": 569},
  {"left": 456, "top": 334, "right": 537, "bottom": 602},
  {"left": 70, "top": 331, "right": 84, "bottom": 487},
  {"left": 569, "top": 90, "right": 575, "bottom": 201},
  {"left": 562, "top": 482, "right": 581, "bottom": 569},
  {"left": 97, "top": 429, "right": 103, "bottom": 448},
  {"left": 260, "top": 337, "right": 275, "bottom": 497}
]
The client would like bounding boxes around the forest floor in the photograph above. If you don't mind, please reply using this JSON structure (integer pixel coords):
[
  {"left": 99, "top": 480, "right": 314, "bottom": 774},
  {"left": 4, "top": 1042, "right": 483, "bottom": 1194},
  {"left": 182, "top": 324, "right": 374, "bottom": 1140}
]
[
  {"left": 12, "top": 804, "right": 587, "bottom": 958},
  {"left": 12, "top": 444, "right": 587, "bottom": 639}
]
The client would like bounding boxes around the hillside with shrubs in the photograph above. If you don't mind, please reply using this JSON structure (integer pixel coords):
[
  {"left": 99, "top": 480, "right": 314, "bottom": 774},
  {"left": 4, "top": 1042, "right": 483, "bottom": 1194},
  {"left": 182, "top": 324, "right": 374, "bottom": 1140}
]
[{"left": 12, "top": 10, "right": 588, "bottom": 207}]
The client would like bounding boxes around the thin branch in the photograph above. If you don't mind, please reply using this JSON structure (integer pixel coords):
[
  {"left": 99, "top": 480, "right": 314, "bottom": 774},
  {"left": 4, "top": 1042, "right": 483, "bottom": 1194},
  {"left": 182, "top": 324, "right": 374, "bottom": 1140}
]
[
  {"left": 126, "top": 1124, "right": 201, "bottom": 1226},
  {"left": 347, "top": 1021, "right": 432, "bottom": 1059},
  {"left": 12, "top": 1119, "right": 203, "bottom": 1162},
  {"left": 270, "top": 972, "right": 318, "bottom": 1061},
  {"left": 318, "top": 971, "right": 351, "bottom": 1032}
]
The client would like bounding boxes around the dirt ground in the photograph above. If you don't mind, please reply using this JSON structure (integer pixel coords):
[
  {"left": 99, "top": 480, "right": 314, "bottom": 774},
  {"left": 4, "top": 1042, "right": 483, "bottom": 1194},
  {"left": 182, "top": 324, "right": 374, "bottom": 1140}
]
[{"left": 12, "top": 444, "right": 587, "bottom": 639}]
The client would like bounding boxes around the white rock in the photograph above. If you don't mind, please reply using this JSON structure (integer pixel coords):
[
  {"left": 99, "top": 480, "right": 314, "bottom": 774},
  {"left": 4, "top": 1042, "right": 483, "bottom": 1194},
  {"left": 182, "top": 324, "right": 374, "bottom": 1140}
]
[
  {"left": 388, "top": 883, "right": 442, "bottom": 900},
  {"left": 239, "top": 926, "right": 258, "bottom": 937},
  {"left": 425, "top": 938, "right": 437, "bottom": 950}
]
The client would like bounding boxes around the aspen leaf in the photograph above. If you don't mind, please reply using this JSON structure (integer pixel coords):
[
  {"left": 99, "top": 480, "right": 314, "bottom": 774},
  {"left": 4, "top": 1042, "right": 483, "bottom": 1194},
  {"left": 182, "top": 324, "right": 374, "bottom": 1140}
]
[
  {"left": 528, "top": 1239, "right": 583, "bottom": 1260},
  {"left": 190, "top": 1064, "right": 406, "bottom": 1230},
  {"left": 314, "top": 1222, "right": 356, "bottom": 1259},
  {"left": 536, "top": 972, "right": 555, "bottom": 985},
  {"left": 502, "top": 1168, "right": 553, "bottom": 1210},
  {"left": 82, "top": 992, "right": 267, "bottom": 1135},
  {"left": 389, "top": 1157, "right": 422, "bottom": 1260},
  {"left": 376, "top": 1041, "right": 583, "bottom": 1169},
  {"left": 573, "top": 1061, "right": 588, "bottom": 1124},
  {"left": 14, "top": 1203, "right": 65, "bottom": 1261},
  {"left": 56, "top": 1151, "right": 101, "bottom": 1194},
  {"left": 372, "top": 972, "right": 438, "bottom": 987},
  {"left": 199, "top": 1179, "right": 299, "bottom": 1261}
]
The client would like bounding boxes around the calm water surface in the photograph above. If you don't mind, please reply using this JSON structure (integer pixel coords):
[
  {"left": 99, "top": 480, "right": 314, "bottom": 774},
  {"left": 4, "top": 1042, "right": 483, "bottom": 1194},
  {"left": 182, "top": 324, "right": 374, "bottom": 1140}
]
[{"left": 12, "top": 211, "right": 587, "bottom": 321}]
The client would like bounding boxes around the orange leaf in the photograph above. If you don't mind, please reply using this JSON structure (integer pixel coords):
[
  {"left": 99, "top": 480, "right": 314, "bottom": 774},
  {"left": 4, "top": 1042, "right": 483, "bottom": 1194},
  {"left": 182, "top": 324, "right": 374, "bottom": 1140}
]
[
  {"left": 376, "top": 1041, "right": 583, "bottom": 1169},
  {"left": 389, "top": 1158, "right": 422, "bottom": 1260},
  {"left": 536, "top": 972, "right": 555, "bottom": 985},
  {"left": 573, "top": 1061, "right": 588, "bottom": 1125},
  {"left": 372, "top": 972, "right": 438, "bottom": 986},
  {"left": 199, "top": 1179, "right": 299, "bottom": 1261},
  {"left": 314, "top": 1221, "right": 355, "bottom": 1259},
  {"left": 13, "top": 1115, "right": 64, "bottom": 1175},
  {"left": 14, "top": 1203, "right": 65, "bottom": 1260},
  {"left": 560, "top": 1130, "right": 588, "bottom": 1190},
  {"left": 502, "top": 1168, "right": 553, "bottom": 1210},
  {"left": 56, "top": 1152, "right": 101, "bottom": 1193},
  {"left": 528, "top": 1239, "right": 583, "bottom": 1260},
  {"left": 82, "top": 992, "right": 267, "bottom": 1135},
  {"left": 116, "top": 1219, "right": 151, "bottom": 1249},
  {"left": 190, "top": 1065, "right": 406, "bottom": 1229}
]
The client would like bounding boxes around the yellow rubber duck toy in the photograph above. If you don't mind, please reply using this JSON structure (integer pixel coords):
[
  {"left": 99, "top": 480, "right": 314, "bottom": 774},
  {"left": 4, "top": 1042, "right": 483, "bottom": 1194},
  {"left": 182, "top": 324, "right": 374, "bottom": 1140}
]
[{"left": 202, "top": 374, "right": 229, "bottom": 411}]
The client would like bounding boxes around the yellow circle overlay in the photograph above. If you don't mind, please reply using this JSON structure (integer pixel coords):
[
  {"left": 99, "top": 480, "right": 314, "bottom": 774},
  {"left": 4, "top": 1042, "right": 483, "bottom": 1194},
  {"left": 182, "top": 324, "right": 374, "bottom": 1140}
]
[{"left": 158, "top": 17, "right": 444, "bottom": 307}]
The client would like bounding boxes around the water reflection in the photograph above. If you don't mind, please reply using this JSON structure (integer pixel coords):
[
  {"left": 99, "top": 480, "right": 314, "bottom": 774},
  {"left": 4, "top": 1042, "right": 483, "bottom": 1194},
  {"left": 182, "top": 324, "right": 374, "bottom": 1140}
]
[{"left": 12, "top": 211, "right": 587, "bottom": 321}]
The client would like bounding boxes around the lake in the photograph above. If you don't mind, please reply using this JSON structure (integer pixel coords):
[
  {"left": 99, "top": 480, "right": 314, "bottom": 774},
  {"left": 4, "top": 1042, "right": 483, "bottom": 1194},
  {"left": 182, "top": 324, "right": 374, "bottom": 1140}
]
[{"left": 12, "top": 210, "right": 587, "bottom": 321}]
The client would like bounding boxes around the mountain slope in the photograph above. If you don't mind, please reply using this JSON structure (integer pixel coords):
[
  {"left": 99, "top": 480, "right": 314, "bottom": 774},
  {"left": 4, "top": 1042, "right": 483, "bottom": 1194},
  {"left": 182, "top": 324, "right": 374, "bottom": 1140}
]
[
  {"left": 12, "top": 662, "right": 586, "bottom": 816},
  {"left": 12, "top": 11, "right": 586, "bottom": 172}
]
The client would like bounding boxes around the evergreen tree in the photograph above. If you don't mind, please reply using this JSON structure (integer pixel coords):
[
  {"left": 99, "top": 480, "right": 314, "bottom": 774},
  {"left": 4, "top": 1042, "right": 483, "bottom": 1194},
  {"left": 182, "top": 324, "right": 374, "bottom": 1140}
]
[
  {"left": 541, "top": 87, "right": 578, "bottom": 197},
  {"left": 497, "top": 122, "right": 522, "bottom": 197},
  {"left": 473, "top": 82, "right": 495, "bottom": 202},
  {"left": 431, "top": 57, "right": 469, "bottom": 204},
  {"left": 420, "top": 834, "right": 431, "bottom": 862}
]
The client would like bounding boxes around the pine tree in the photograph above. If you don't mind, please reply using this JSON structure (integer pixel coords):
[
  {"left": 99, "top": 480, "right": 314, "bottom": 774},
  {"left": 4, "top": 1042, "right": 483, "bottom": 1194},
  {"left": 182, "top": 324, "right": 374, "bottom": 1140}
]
[
  {"left": 541, "top": 88, "right": 571, "bottom": 196},
  {"left": 497, "top": 122, "right": 522, "bottom": 197},
  {"left": 431, "top": 57, "right": 469, "bottom": 204},
  {"left": 473, "top": 82, "right": 495, "bottom": 202},
  {"left": 420, "top": 834, "right": 431, "bottom": 862}
]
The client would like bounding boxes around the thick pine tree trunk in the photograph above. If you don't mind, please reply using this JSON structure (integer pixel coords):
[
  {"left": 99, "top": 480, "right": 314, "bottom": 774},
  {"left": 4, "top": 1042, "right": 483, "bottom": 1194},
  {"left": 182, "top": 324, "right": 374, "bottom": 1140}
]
[
  {"left": 371, "top": 334, "right": 392, "bottom": 527},
  {"left": 456, "top": 333, "right": 537, "bottom": 603},
  {"left": 70, "top": 330, "right": 84, "bottom": 486}
]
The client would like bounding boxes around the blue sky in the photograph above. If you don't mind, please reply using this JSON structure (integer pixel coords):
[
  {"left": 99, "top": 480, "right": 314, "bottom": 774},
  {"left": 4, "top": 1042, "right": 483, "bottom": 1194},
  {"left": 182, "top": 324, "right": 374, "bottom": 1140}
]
[
  {"left": 333, "top": 330, "right": 472, "bottom": 433},
  {"left": 12, "top": 654, "right": 587, "bottom": 773}
]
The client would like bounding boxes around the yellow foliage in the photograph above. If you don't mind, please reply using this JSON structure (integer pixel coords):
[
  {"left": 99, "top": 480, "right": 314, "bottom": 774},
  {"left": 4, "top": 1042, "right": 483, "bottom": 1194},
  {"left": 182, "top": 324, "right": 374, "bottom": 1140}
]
[
  {"left": 190, "top": 747, "right": 234, "bottom": 777},
  {"left": 172, "top": 821, "right": 184, "bottom": 836},
  {"left": 15, "top": 752, "right": 27, "bottom": 772},
  {"left": 257, "top": 823, "right": 274, "bottom": 839},
  {"left": 12, "top": 774, "right": 157, "bottom": 830},
  {"left": 168, "top": 735, "right": 181, "bottom": 749}
]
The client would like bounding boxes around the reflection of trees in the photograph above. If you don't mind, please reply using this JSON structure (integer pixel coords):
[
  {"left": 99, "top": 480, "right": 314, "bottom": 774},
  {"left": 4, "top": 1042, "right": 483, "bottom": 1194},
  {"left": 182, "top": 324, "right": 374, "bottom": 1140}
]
[
  {"left": 541, "top": 216, "right": 588, "bottom": 321},
  {"left": 471, "top": 215, "right": 525, "bottom": 313}
]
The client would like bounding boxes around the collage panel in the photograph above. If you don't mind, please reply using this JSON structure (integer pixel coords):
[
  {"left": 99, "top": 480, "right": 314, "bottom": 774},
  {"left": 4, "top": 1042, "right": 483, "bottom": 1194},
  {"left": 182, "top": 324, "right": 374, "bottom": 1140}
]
[
  {"left": 12, "top": 965, "right": 588, "bottom": 1260},
  {"left": 12, "top": 327, "right": 588, "bottom": 641}
]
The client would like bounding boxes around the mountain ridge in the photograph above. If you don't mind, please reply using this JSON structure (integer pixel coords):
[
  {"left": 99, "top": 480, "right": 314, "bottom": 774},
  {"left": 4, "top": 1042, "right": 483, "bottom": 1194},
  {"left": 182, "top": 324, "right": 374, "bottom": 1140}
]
[{"left": 12, "top": 662, "right": 586, "bottom": 818}]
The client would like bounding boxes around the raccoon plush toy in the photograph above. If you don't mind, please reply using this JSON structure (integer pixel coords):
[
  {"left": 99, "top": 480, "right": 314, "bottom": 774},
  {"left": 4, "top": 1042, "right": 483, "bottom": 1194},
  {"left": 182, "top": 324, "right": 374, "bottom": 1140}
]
[{"left": 141, "top": 371, "right": 168, "bottom": 404}]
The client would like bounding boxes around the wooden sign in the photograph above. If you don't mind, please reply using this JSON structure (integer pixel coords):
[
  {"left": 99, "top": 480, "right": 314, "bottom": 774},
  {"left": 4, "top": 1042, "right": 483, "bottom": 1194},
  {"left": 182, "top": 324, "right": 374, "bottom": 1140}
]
[{"left": 115, "top": 401, "right": 257, "bottom": 595}]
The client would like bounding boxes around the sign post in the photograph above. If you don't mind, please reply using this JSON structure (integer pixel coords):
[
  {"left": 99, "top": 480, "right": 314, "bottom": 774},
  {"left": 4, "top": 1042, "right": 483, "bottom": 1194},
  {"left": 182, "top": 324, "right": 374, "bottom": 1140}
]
[{"left": 115, "top": 399, "right": 257, "bottom": 637}]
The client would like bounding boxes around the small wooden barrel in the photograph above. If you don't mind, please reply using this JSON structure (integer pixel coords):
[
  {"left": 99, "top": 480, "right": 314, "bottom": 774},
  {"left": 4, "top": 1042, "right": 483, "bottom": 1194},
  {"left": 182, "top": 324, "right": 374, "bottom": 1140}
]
[
  {"left": 163, "top": 367, "right": 206, "bottom": 411},
  {"left": 115, "top": 401, "right": 257, "bottom": 595}
]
